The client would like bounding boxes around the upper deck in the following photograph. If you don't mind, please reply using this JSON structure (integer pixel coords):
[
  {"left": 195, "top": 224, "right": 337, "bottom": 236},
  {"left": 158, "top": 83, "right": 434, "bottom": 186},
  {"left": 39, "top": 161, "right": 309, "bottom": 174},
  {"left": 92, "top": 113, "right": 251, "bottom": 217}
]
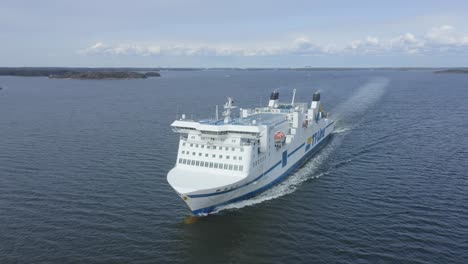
[
  {"left": 171, "top": 102, "right": 308, "bottom": 133},
  {"left": 200, "top": 112, "right": 286, "bottom": 126}
]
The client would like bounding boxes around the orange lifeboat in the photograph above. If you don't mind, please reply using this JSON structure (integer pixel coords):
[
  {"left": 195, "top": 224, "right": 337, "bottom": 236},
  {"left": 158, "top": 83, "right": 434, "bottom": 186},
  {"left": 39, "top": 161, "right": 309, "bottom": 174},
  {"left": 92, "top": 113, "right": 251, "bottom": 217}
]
[{"left": 274, "top": 131, "right": 286, "bottom": 146}]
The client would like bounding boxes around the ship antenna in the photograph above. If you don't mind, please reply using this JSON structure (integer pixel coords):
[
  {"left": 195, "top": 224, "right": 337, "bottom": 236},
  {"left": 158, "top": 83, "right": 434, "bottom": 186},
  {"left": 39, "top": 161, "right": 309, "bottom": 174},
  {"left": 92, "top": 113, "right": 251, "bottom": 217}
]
[
  {"left": 291, "top": 88, "right": 296, "bottom": 106},
  {"left": 223, "top": 97, "right": 237, "bottom": 123},
  {"left": 215, "top": 105, "right": 219, "bottom": 120}
]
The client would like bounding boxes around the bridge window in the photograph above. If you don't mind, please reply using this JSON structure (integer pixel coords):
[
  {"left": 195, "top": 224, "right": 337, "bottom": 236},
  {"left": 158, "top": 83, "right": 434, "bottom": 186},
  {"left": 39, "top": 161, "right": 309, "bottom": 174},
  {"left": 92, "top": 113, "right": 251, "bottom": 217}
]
[
  {"left": 224, "top": 164, "right": 228, "bottom": 169},
  {"left": 239, "top": 156, "right": 242, "bottom": 160},
  {"left": 212, "top": 154, "right": 216, "bottom": 158},
  {"left": 234, "top": 165, "right": 238, "bottom": 170},
  {"left": 205, "top": 153, "right": 208, "bottom": 157},
  {"left": 233, "top": 156, "right": 237, "bottom": 160},
  {"left": 239, "top": 165, "right": 244, "bottom": 171},
  {"left": 219, "top": 155, "right": 223, "bottom": 158},
  {"left": 229, "top": 164, "right": 233, "bottom": 170}
]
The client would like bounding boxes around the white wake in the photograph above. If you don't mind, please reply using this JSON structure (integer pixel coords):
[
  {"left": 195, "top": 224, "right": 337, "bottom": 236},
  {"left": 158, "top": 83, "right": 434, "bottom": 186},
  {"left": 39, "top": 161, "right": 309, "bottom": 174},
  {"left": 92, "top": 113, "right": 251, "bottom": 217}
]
[{"left": 331, "top": 77, "right": 389, "bottom": 129}]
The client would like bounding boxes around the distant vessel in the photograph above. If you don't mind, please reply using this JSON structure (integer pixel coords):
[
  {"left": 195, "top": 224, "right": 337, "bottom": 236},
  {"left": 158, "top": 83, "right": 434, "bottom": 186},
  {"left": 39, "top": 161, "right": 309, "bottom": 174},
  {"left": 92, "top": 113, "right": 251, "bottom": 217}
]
[{"left": 167, "top": 90, "right": 334, "bottom": 215}]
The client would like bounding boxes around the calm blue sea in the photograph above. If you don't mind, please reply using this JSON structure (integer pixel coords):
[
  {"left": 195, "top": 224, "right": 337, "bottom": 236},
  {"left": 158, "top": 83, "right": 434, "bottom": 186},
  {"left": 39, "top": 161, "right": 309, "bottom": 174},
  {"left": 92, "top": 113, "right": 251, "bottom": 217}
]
[{"left": 0, "top": 70, "right": 467, "bottom": 264}]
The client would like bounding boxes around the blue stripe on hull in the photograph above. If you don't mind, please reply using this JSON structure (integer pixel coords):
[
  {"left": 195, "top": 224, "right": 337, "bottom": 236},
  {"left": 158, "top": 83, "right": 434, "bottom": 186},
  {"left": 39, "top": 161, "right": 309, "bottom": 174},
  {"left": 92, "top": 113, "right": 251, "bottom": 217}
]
[{"left": 191, "top": 133, "right": 332, "bottom": 215}]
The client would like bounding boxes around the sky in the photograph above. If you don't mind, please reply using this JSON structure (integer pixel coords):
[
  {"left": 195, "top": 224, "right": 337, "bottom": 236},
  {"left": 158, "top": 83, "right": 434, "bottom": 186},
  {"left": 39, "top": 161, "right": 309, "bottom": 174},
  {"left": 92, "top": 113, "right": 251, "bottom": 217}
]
[{"left": 1, "top": 0, "right": 468, "bottom": 67}]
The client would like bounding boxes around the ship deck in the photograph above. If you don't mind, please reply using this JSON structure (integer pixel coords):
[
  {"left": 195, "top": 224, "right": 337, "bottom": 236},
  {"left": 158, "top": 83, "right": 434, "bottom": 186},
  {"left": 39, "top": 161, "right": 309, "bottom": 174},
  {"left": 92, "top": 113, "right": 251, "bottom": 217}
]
[{"left": 199, "top": 112, "right": 286, "bottom": 126}]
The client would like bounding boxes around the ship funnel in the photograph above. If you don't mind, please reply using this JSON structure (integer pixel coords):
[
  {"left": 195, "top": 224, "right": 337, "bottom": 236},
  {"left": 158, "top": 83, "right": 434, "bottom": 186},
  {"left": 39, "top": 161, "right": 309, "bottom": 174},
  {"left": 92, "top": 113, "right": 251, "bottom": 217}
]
[
  {"left": 268, "top": 90, "right": 279, "bottom": 108},
  {"left": 312, "top": 92, "right": 320, "bottom": 102},
  {"left": 311, "top": 92, "right": 321, "bottom": 109}
]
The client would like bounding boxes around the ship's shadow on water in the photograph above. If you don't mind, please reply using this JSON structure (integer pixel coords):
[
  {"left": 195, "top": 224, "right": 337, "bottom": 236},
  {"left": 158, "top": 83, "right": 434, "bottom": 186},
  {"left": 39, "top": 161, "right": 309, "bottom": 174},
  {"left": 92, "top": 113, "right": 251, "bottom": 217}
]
[{"left": 180, "top": 213, "right": 255, "bottom": 263}]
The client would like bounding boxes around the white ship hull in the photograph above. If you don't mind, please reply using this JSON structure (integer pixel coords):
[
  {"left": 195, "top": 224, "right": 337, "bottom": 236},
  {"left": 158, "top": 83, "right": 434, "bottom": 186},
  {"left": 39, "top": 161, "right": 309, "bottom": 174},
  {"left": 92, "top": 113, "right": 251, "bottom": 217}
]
[{"left": 168, "top": 119, "right": 334, "bottom": 215}]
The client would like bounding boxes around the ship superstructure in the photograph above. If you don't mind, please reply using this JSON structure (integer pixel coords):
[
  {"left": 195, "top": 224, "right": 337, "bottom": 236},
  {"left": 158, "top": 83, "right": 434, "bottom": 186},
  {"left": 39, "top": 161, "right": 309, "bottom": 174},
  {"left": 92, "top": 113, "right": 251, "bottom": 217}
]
[{"left": 167, "top": 90, "right": 334, "bottom": 215}]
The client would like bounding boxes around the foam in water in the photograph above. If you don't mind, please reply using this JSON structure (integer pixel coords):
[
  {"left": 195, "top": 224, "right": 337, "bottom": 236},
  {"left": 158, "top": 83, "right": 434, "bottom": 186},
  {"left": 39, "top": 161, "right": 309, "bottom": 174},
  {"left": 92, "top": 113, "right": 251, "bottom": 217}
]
[
  {"left": 214, "top": 77, "right": 389, "bottom": 214},
  {"left": 333, "top": 127, "right": 352, "bottom": 134}
]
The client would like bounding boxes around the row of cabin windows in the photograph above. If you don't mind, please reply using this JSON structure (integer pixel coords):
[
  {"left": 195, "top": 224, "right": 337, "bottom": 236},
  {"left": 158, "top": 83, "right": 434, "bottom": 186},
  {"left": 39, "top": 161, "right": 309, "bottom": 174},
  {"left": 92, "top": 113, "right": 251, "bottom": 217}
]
[
  {"left": 178, "top": 158, "right": 244, "bottom": 171},
  {"left": 191, "top": 135, "right": 237, "bottom": 141},
  {"left": 253, "top": 156, "right": 266, "bottom": 167},
  {"left": 180, "top": 151, "right": 243, "bottom": 160},
  {"left": 182, "top": 142, "right": 244, "bottom": 152}
]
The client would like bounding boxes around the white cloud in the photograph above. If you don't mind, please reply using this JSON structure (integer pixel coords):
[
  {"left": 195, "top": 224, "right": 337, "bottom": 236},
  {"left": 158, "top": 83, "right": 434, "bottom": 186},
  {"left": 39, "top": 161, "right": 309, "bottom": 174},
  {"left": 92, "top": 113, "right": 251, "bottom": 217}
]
[
  {"left": 79, "top": 26, "right": 468, "bottom": 57},
  {"left": 78, "top": 42, "right": 162, "bottom": 56},
  {"left": 426, "top": 25, "right": 468, "bottom": 46},
  {"left": 80, "top": 42, "right": 106, "bottom": 54}
]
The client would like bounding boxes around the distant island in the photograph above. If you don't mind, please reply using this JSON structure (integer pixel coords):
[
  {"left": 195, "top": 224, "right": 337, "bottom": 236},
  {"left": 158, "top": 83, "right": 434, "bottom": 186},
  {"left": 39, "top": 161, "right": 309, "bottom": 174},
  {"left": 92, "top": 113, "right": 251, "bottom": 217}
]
[
  {"left": 434, "top": 69, "right": 468, "bottom": 74},
  {"left": 49, "top": 71, "right": 160, "bottom": 79},
  {"left": 0, "top": 67, "right": 161, "bottom": 79}
]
